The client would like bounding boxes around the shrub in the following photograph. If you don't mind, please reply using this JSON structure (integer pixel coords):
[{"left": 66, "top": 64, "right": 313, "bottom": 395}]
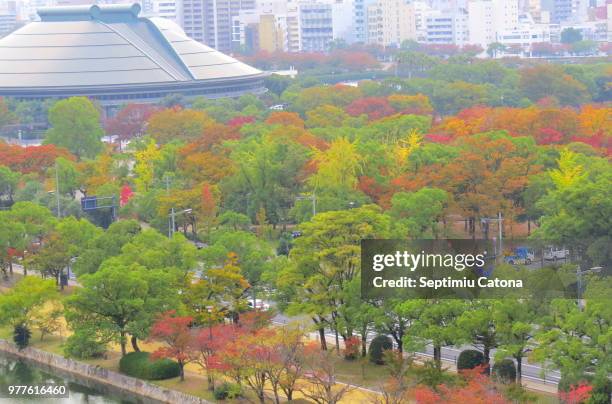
[
  {"left": 13, "top": 324, "right": 31, "bottom": 350},
  {"left": 213, "top": 382, "right": 242, "bottom": 400},
  {"left": 369, "top": 335, "right": 393, "bottom": 364},
  {"left": 457, "top": 350, "right": 486, "bottom": 371},
  {"left": 493, "top": 359, "right": 516, "bottom": 383},
  {"left": 343, "top": 336, "right": 361, "bottom": 360},
  {"left": 119, "top": 352, "right": 180, "bottom": 380},
  {"left": 64, "top": 330, "right": 106, "bottom": 359}
]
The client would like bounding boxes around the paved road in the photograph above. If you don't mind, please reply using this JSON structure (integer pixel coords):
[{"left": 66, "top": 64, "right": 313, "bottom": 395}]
[
  {"left": 272, "top": 311, "right": 561, "bottom": 386},
  {"left": 6, "top": 263, "right": 80, "bottom": 287}
]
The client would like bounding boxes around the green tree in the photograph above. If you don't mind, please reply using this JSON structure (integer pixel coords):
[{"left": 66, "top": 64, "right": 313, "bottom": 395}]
[
  {"left": 53, "top": 157, "right": 81, "bottom": 197},
  {"left": 7, "top": 202, "right": 56, "bottom": 276},
  {"left": 534, "top": 296, "right": 611, "bottom": 401},
  {"left": 493, "top": 299, "right": 535, "bottom": 384},
  {"left": 201, "top": 230, "right": 271, "bottom": 301},
  {"left": 0, "top": 214, "right": 26, "bottom": 278},
  {"left": 184, "top": 252, "right": 250, "bottom": 325},
  {"left": 0, "top": 166, "right": 19, "bottom": 204},
  {"left": 486, "top": 42, "right": 506, "bottom": 58},
  {"left": 536, "top": 152, "right": 611, "bottom": 267},
  {"left": 72, "top": 220, "right": 141, "bottom": 276},
  {"left": 30, "top": 232, "right": 71, "bottom": 289},
  {"left": 44, "top": 97, "right": 104, "bottom": 159},
  {"left": 66, "top": 262, "right": 179, "bottom": 356},
  {"left": 401, "top": 299, "right": 465, "bottom": 369},
  {"left": 560, "top": 27, "right": 583, "bottom": 44},
  {"left": 520, "top": 65, "right": 590, "bottom": 106},
  {"left": 0, "top": 277, "right": 58, "bottom": 336},
  {"left": 284, "top": 205, "right": 390, "bottom": 350},
  {"left": 457, "top": 300, "right": 497, "bottom": 368},
  {"left": 390, "top": 188, "right": 448, "bottom": 238}
]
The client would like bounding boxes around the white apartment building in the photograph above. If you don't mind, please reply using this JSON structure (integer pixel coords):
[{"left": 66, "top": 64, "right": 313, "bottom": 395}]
[
  {"left": 467, "top": 0, "right": 519, "bottom": 49},
  {"left": 331, "top": 0, "right": 354, "bottom": 43},
  {"left": 297, "top": 2, "right": 333, "bottom": 51},
  {"left": 412, "top": 0, "right": 431, "bottom": 41},
  {"left": 425, "top": 7, "right": 468, "bottom": 45}
]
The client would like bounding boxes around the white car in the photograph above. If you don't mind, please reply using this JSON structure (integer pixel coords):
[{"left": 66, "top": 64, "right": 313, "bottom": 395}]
[
  {"left": 543, "top": 247, "right": 570, "bottom": 261},
  {"left": 247, "top": 299, "right": 271, "bottom": 311}
]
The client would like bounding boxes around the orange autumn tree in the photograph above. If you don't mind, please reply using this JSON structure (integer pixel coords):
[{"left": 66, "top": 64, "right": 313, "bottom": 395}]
[
  {"left": 265, "top": 111, "right": 305, "bottom": 128},
  {"left": 147, "top": 107, "right": 216, "bottom": 144},
  {"left": 413, "top": 365, "right": 509, "bottom": 404},
  {"left": 0, "top": 143, "right": 74, "bottom": 176},
  {"left": 200, "top": 182, "right": 218, "bottom": 239},
  {"left": 578, "top": 104, "right": 611, "bottom": 137}
]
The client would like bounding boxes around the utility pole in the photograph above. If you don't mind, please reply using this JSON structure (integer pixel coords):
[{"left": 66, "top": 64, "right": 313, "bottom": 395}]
[
  {"left": 165, "top": 175, "right": 173, "bottom": 238},
  {"left": 55, "top": 160, "right": 61, "bottom": 217}
]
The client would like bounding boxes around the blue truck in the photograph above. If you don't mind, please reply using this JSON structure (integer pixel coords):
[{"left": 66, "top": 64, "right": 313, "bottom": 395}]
[{"left": 504, "top": 246, "right": 535, "bottom": 265}]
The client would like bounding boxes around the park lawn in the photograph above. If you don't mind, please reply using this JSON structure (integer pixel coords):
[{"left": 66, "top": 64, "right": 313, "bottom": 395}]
[{"left": 332, "top": 355, "right": 391, "bottom": 388}]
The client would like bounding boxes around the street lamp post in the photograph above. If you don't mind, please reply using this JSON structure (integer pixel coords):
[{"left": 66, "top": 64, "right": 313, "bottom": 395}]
[
  {"left": 55, "top": 160, "right": 61, "bottom": 217},
  {"left": 168, "top": 208, "right": 193, "bottom": 237},
  {"left": 481, "top": 212, "right": 503, "bottom": 256}
]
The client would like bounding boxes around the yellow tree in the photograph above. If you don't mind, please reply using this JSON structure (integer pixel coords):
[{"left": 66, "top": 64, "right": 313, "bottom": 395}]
[
  {"left": 309, "top": 137, "right": 362, "bottom": 191},
  {"left": 134, "top": 140, "right": 160, "bottom": 192},
  {"left": 390, "top": 129, "right": 423, "bottom": 177},
  {"left": 549, "top": 149, "right": 587, "bottom": 190}
]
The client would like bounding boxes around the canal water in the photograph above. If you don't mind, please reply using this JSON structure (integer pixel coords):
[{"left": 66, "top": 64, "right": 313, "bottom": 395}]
[{"left": 0, "top": 353, "right": 162, "bottom": 403}]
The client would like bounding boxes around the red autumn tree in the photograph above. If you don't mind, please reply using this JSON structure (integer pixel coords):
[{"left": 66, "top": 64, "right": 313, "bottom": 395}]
[
  {"left": 149, "top": 310, "right": 194, "bottom": 381},
  {"left": 104, "top": 103, "right": 158, "bottom": 143},
  {"left": 559, "top": 382, "right": 593, "bottom": 404},
  {"left": 119, "top": 184, "right": 134, "bottom": 207},
  {"left": 191, "top": 323, "right": 239, "bottom": 390},
  {"left": 227, "top": 115, "right": 256, "bottom": 128},
  {"left": 345, "top": 97, "right": 396, "bottom": 120}
]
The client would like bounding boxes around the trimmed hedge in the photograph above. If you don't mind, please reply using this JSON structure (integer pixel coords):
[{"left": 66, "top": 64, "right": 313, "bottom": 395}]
[
  {"left": 119, "top": 352, "right": 180, "bottom": 380},
  {"left": 493, "top": 359, "right": 516, "bottom": 383},
  {"left": 369, "top": 335, "right": 393, "bottom": 365},
  {"left": 457, "top": 349, "right": 486, "bottom": 371}
]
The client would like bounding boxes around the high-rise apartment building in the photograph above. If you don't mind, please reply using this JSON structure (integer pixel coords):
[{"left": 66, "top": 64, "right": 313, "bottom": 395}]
[
  {"left": 152, "top": 0, "right": 180, "bottom": 22},
  {"left": 298, "top": 2, "right": 333, "bottom": 51},
  {"left": 425, "top": 7, "right": 468, "bottom": 45},
  {"left": 353, "top": 0, "right": 366, "bottom": 42},
  {"left": 467, "top": 0, "right": 519, "bottom": 49},
  {"left": 367, "top": 0, "right": 415, "bottom": 46},
  {"left": 181, "top": 0, "right": 255, "bottom": 52}
]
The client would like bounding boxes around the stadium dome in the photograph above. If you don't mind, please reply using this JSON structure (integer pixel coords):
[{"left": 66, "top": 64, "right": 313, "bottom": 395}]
[{"left": 0, "top": 3, "right": 267, "bottom": 111}]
